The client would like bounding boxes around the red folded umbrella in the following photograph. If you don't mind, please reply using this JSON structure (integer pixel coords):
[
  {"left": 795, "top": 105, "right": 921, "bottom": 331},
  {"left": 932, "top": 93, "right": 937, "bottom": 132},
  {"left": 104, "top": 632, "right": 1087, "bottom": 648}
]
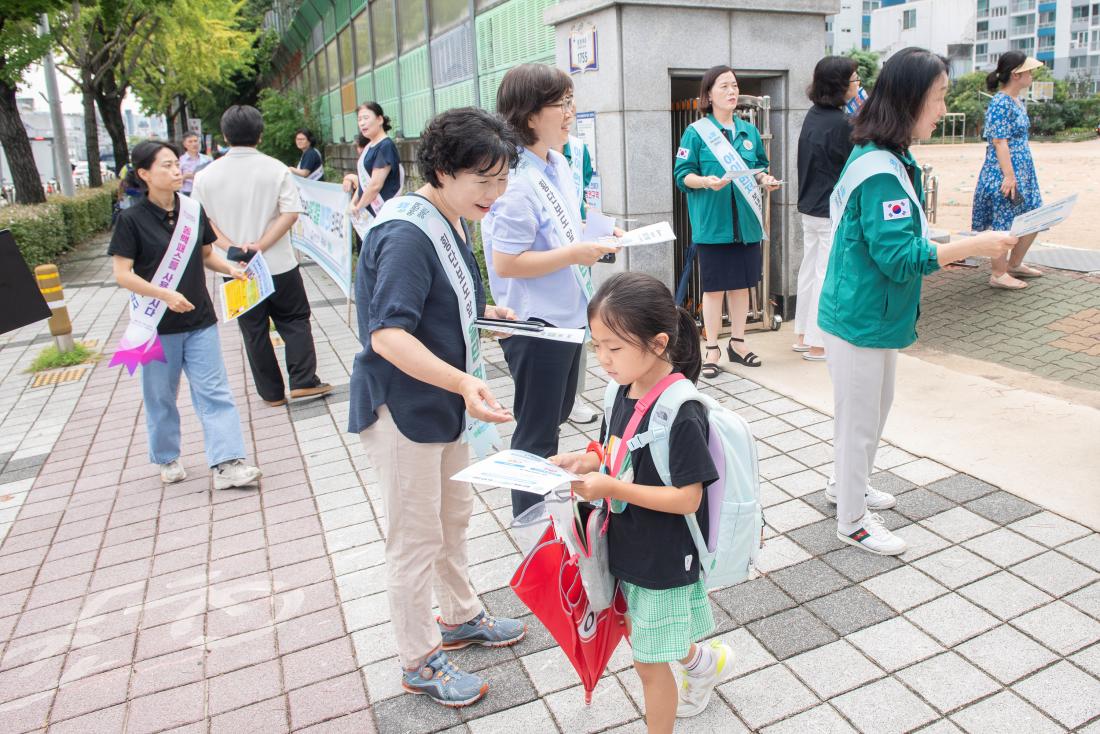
[{"left": 510, "top": 523, "right": 628, "bottom": 704}]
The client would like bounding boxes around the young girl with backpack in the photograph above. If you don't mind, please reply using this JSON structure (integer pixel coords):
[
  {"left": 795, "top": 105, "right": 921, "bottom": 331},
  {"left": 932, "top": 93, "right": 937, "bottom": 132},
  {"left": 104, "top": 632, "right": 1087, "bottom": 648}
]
[{"left": 552, "top": 272, "right": 733, "bottom": 732}]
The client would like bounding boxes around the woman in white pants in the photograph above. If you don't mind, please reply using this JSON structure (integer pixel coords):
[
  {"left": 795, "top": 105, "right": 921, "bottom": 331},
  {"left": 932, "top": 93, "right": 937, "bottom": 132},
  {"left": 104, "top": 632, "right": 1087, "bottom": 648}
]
[
  {"left": 794, "top": 56, "right": 860, "bottom": 361},
  {"left": 819, "top": 48, "right": 1015, "bottom": 556}
]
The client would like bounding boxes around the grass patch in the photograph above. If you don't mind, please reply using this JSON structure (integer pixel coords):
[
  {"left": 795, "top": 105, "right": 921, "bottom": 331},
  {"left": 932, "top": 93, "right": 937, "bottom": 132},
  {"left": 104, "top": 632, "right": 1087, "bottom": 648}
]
[{"left": 27, "top": 343, "right": 99, "bottom": 373}]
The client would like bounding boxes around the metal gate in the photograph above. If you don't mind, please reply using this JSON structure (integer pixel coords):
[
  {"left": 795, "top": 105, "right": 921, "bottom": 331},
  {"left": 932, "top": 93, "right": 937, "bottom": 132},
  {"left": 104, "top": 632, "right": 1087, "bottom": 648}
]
[{"left": 671, "top": 95, "right": 781, "bottom": 334}]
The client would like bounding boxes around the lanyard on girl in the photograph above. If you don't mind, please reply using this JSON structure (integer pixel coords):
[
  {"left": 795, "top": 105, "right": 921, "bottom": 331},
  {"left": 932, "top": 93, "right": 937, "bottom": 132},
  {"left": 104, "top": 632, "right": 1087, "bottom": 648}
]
[
  {"left": 109, "top": 193, "right": 201, "bottom": 375},
  {"left": 368, "top": 196, "right": 501, "bottom": 459},
  {"left": 691, "top": 117, "right": 767, "bottom": 240}
]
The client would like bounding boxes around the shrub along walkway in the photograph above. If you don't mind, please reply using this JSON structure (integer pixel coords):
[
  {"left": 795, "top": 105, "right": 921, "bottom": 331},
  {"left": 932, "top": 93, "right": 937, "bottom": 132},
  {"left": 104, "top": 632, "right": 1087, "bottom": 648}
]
[{"left": 0, "top": 237, "right": 1098, "bottom": 733}]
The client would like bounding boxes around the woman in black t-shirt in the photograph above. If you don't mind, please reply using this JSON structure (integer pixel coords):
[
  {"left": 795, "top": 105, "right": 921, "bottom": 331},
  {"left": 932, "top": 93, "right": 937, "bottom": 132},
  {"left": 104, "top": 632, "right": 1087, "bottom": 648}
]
[
  {"left": 342, "top": 102, "right": 403, "bottom": 216},
  {"left": 793, "top": 57, "right": 860, "bottom": 361},
  {"left": 109, "top": 140, "right": 262, "bottom": 490},
  {"left": 347, "top": 108, "right": 527, "bottom": 709},
  {"left": 288, "top": 128, "right": 323, "bottom": 179}
]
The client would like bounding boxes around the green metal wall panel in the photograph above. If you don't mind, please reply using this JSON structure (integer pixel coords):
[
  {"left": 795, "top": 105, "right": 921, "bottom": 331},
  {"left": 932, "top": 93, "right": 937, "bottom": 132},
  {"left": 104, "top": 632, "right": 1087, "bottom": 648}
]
[
  {"left": 343, "top": 112, "right": 357, "bottom": 140},
  {"left": 434, "top": 79, "right": 475, "bottom": 113},
  {"left": 355, "top": 73, "right": 374, "bottom": 105},
  {"left": 324, "top": 5, "right": 336, "bottom": 41},
  {"left": 475, "top": 0, "right": 555, "bottom": 75},
  {"left": 402, "top": 90, "right": 433, "bottom": 137},
  {"left": 374, "top": 61, "right": 399, "bottom": 102},
  {"left": 335, "top": 0, "right": 352, "bottom": 27},
  {"left": 398, "top": 45, "right": 431, "bottom": 94}
]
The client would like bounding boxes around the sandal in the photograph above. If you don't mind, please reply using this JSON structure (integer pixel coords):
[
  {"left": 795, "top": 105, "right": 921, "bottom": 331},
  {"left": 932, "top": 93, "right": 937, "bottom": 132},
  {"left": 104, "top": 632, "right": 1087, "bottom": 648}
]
[
  {"left": 989, "top": 273, "right": 1027, "bottom": 290},
  {"left": 727, "top": 337, "right": 762, "bottom": 368},
  {"left": 791, "top": 343, "right": 811, "bottom": 353},
  {"left": 1008, "top": 264, "right": 1043, "bottom": 278},
  {"left": 701, "top": 344, "right": 722, "bottom": 379}
]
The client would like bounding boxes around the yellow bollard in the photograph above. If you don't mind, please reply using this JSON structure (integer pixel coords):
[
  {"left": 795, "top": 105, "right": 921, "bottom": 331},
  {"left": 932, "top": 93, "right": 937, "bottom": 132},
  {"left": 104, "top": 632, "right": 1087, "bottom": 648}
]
[{"left": 34, "top": 264, "right": 75, "bottom": 353}]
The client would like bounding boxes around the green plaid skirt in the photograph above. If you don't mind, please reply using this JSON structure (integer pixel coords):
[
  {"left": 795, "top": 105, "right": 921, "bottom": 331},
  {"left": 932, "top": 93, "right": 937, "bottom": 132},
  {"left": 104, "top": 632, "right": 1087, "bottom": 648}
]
[{"left": 621, "top": 579, "right": 714, "bottom": 663}]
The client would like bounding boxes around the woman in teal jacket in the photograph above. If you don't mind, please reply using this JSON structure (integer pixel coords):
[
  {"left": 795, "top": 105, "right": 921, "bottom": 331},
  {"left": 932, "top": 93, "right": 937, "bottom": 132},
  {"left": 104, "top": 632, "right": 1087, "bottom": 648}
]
[
  {"left": 674, "top": 65, "right": 781, "bottom": 378},
  {"left": 820, "top": 47, "right": 1015, "bottom": 557}
]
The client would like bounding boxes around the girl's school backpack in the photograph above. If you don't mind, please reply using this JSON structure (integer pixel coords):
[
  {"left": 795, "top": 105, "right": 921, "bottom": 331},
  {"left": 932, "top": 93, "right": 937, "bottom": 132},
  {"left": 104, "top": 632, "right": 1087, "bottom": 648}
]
[{"left": 603, "top": 374, "right": 763, "bottom": 589}]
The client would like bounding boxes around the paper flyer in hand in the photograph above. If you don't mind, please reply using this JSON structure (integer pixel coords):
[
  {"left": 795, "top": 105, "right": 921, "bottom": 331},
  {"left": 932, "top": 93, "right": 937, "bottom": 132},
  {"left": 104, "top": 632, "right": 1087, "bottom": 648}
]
[
  {"left": 475, "top": 319, "right": 586, "bottom": 343},
  {"left": 722, "top": 168, "right": 764, "bottom": 181},
  {"left": 1009, "top": 194, "right": 1077, "bottom": 237},
  {"left": 350, "top": 209, "right": 372, "bottom": 239},
  {"left": 614, "top": 222, "right": 676, "bottom": 247},
  {"left": 221, "top": 252, "right": 275, "bottom": 321},
  {"left": 451, "top": 449, "right": 578, "bottom": 495}
]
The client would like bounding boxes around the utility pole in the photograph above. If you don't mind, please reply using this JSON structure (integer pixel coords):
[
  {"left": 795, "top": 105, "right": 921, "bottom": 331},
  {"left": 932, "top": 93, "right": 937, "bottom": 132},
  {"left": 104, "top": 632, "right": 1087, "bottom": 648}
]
[{"left": 39, "top": 14, "right": 75, "bottom": 197}]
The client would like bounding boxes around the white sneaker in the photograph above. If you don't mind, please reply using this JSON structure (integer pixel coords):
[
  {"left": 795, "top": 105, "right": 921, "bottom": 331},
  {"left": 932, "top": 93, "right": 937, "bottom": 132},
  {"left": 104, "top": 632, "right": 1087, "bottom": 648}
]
[
  {"left": 837, "top": 513, "right": 907, "bottom": 556},
  {"left": 676, "top": 639, "right": 734, "bottom": 718},
  {"left": 825, "top": 480, "right": 896, "bottom": 510},
  {"left": 569, "top": 399, "right": 598, "bottom": 424},
  {"left": 213, "top": 460, "right": 263, "bottom": 490},
  {"left": 160, "top": 460, "right": 187, "bottom": 484}
]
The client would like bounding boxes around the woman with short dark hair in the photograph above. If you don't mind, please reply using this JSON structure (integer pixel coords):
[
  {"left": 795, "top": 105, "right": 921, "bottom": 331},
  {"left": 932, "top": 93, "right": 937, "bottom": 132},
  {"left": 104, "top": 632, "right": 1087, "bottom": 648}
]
[
  {"left": 819, "top": 48, "right": 1015, "bottom": 556},
  {"left": 108, "top": 140, "right": 262, "bottom": 489},
  {"left": 972, "top": 51, "right": 1046, "bottom": 290},
  {"left": 348, "top": 107, "right": 527, "bottom": 708},
  {"left": 674, "top": 65, "right": 781, "bottom": 377},
  {"left": 483, "top": 63, "right": 618, "bottom": 517},
  {"left": 288, "top": 127, "right": 323, "bottom": 179},
  {"left": 793, "top": 56, "right": 860, "bottom": 362}
]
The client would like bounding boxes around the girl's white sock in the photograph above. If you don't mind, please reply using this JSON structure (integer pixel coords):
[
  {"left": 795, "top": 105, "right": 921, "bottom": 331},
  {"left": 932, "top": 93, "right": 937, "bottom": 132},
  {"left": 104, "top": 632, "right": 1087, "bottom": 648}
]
[{"left": 684, "top": 643, "right": 716, "bottom": 677}]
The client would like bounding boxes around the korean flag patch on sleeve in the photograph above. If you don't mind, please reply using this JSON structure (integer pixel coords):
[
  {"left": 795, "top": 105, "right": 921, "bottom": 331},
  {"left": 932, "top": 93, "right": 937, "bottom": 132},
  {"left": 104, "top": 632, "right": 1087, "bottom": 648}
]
[
  {"left": 883, "top": 199, "right": 911, "bottom": 221},
  {"left": 676, "top": 147, "right": 690, "bottom": 160}
]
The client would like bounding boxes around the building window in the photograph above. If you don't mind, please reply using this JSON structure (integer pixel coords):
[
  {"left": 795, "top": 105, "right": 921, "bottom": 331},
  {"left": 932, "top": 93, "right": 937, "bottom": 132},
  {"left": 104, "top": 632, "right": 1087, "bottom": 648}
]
[
  {"left": 398, "top": 0, "right": 426, "bottom": 52},
  {"left": 371, "top": 0, "right": 396, "bottom": 63},
  {"left": 1073, "top": 5, "right": 1089, "bottom": 20},
  {"left": 1071, "top": 55, "right": 1087, "bottom": 68},
  {"left": 354, "top": 11, "right": 372, "bottom": 74},
  {"left": 326, "top": 39, "right": 340, "bottom": 90},
  {"left": 991, "top": 6, "right": 1007, "bottom": 17},
  {"left": 976, "top": 43, "right": 988, "bottom": 55},
  {"left": 903, "top": 9, "right": 917, "bottom": 29},
  {"left": 1038, "top": 34, "right": 1054, "bottom": 49},
  {"left": 430, "top": 0, "right": 468, "bottom": 35},
  {"left": 339, "top": 26, "right": 354, "bottom": 83},
  {"left": 1010, "top": 36, "right": 1035, "bottom": 51},
  {"left": 991, "top": 29, "right": 1007, "bottom": 39}
]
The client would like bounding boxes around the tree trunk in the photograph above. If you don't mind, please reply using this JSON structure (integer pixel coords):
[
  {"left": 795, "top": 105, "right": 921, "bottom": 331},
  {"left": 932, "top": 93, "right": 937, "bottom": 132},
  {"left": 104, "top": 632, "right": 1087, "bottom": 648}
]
[
  {"left": 0, "top": 76, "right": 47, "bottom": 205},
  {"left": 81, "top": 81, "right": 103, "bottom": 189},
  {"left": 94, "top": 71, "right": 128, "bottom": 175},
  {"left": 165, "top": 107, "right": 175, "bottom": 141},
  {"left": 96, "top": 95, "right": 127, "bottom": 174}
]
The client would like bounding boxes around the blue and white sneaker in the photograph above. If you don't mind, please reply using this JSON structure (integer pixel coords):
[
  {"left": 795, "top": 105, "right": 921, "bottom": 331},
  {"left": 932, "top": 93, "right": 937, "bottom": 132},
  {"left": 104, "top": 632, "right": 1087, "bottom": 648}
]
[
  {"left": 402, "top": 650, "right": 487, "bottom": 708},
  {"left": 439, "top": 611, "right": 526, "bottom": 650}
]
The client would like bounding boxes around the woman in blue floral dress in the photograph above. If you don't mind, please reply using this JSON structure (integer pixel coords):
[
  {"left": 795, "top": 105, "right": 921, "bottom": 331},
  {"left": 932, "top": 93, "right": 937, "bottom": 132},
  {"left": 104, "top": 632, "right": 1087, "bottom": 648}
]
[{"left": 972, "top": 52, "right": 1046, "bottom": 290}]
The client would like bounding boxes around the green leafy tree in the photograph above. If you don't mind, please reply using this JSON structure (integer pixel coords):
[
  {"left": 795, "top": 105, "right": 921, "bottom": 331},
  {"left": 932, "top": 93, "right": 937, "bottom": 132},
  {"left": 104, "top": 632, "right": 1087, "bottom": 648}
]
[
  {"left": 55, "top": 0, "right": 165, "bottom": 185},
  {"left": 843, "top": 49, "right": 880, "bottom": 90},
  {"left": 0, "top": 0, "right": 67, "bottom": 204},
  {"left": 945, "top": 70, "right": 989, "bottom": 137},
  {"left": 255, "top": 87, "right": 317, "bottom": 165},
  {"left": 128, "top": 0, "right": 257, "bottom": 138}
]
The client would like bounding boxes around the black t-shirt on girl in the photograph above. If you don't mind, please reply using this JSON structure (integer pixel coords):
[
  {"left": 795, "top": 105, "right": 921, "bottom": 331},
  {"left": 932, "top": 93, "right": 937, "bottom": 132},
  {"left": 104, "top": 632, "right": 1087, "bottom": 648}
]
[
  {"left": 107, "top": 195, "right": 218, "bottom": 335},
  {"left": 601, "top": 384, "right": 719, "bottom": 590}
]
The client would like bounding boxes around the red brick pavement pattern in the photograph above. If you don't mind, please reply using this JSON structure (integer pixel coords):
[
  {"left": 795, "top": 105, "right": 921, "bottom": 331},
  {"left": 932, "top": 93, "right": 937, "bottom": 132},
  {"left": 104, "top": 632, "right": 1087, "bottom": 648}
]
[{"left": 0, "top": 316, "right": 375, "bottom": 732}]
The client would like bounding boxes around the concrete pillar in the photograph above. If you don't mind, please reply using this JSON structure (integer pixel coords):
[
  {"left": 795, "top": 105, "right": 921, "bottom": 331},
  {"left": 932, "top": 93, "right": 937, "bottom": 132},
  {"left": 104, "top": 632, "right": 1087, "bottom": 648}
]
[{"left": 544, "top": 0, "right": 839, "bottom": 317}]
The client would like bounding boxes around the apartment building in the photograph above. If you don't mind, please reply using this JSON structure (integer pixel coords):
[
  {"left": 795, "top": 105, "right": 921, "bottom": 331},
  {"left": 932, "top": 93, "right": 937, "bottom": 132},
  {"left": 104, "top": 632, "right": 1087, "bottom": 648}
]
[{"left": 975, "top": 0, "right": 1100, "bottom": 82}]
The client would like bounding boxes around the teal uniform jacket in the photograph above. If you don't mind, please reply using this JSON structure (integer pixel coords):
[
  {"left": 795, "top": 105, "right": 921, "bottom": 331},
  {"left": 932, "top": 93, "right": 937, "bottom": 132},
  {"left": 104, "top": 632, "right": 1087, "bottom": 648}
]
[
  {"left": 563, "top": 140, "right": 595, "bottom": 220},
  {"left": 817, "top": 142, "right": 940, "bottom": 350},
  {"left": 674, "top": 114, "right": 769, "bottom": 244}
]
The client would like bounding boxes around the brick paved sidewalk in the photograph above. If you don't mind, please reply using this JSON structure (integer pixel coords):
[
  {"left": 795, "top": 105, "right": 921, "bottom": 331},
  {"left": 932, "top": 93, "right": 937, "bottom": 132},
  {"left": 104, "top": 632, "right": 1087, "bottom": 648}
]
[
  {"left": 0, "top": 241, "right": 1099, "bottom": 733},
  {"left": 918, "top": 261, "right": 1100, "bottom": 392}
]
